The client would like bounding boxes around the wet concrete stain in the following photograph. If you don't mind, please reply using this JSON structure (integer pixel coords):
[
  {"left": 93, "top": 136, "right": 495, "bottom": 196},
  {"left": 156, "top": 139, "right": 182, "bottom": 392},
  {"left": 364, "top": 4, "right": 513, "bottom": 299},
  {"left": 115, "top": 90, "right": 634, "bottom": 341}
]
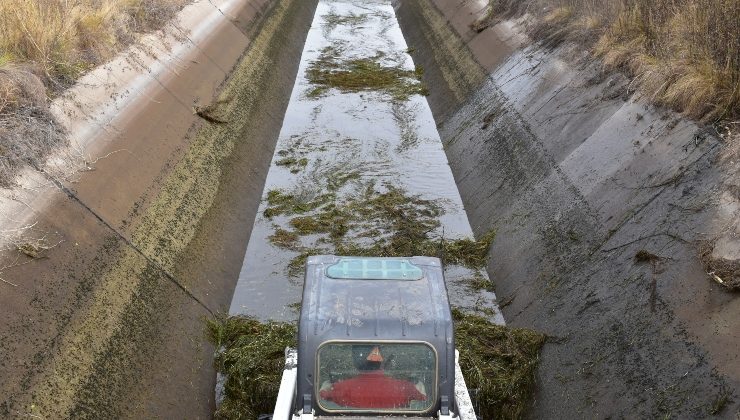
[{"left": 228, "top": 0, "right": 503, "bottom": 324}]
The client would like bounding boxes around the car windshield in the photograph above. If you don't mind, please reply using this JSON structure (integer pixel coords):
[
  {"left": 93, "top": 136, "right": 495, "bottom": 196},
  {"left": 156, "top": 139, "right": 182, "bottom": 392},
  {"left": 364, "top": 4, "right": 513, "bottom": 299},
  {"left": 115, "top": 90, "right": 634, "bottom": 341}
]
[{"left": 316, "top": 342, "right": 436, "bottom": 413}]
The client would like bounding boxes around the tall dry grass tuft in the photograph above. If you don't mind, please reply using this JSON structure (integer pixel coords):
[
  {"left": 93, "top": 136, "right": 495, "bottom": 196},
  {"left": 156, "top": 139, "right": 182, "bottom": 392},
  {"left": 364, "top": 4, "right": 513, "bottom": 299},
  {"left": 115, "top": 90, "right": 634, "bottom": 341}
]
[
  {"left": 476, "top": 0, "right": 740, "bottom": 122},
  {"left": 0, "top": 0, "right": 187, "bottom": 186},
  {"left": 594, "top": 0, "right": 739, "bottom": 121},
  {"left": 0, "top": 0, "right": 187, "bottom": 89}
]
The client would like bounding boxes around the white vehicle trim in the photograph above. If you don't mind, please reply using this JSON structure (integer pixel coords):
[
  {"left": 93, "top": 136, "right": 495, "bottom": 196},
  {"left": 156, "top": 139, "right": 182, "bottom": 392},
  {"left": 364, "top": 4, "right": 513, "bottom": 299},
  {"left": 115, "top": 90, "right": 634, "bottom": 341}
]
[
  {"left": 274, "top": 348, "right": 298, "bottom": 420},
  {"left": 454, "top": 349, "right": 477, "bottom": 420}
]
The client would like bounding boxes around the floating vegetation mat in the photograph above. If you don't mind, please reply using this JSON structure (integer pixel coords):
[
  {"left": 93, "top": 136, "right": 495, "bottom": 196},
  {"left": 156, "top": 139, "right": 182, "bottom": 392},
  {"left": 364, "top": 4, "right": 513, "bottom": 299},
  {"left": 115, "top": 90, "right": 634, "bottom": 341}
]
[
  {"left": 206, "top": 311, "right": 544, "bottom": 419},
  {"left": 263, "top": 180, "right": 495, "bottom": 276},
  {"left": 321, "top": 10, "right": 369, "bottom": 33},
  {"left": 453, "top": 308, "right": 546, "bottom": 419},
  {"left": 207, "top": 315, "right": 297, "bottom": 420},
  {"left": 306, "top": 46, "right": 428, "bottom": 100}
]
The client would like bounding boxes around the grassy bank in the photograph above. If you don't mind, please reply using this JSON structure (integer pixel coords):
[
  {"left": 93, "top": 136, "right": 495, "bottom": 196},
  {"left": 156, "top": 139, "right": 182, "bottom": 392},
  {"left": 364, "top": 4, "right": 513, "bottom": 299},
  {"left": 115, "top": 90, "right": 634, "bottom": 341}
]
[
  {"left": 474, "top": 0, "right": 739, "bottom": 122},
  {"left": 0, "top": 0, "right": 187, "bottom": 186}
]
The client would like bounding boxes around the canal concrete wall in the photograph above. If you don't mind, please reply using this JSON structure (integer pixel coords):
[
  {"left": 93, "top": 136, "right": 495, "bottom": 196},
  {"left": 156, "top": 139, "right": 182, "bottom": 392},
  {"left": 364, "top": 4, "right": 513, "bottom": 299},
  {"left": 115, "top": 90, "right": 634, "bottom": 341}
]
[
  {"left": 0, "top": 0, "right": 318, "bottom": 417},
  {"left": 395, "top": 0, "right": 739, "bottom": 417}
]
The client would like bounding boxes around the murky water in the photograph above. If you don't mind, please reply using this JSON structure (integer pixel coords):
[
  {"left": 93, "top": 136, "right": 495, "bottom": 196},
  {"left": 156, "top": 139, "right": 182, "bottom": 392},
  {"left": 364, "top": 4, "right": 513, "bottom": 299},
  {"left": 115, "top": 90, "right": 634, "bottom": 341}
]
[{"left": 229, "top": 0, "right": 503, "bottom": 324}]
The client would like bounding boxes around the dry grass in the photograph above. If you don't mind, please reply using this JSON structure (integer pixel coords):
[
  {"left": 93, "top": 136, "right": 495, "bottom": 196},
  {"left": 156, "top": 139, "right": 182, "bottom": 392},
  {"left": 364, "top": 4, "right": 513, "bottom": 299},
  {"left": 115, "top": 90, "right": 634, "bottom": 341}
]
[
  {"left": 0, "top": 0, "right": 187, "bottom": 186},
  {"left": 0, "top": 0, "right": 187, "bottom": 88},
  {"left": 0, "top": 66, "right": 66, "bottom": 187},
  {"left": 474, "top": 0, "right": 740, "bottom": 123},
  {"left": 699, "top": 241, "right": 740, "bottom": 291}
]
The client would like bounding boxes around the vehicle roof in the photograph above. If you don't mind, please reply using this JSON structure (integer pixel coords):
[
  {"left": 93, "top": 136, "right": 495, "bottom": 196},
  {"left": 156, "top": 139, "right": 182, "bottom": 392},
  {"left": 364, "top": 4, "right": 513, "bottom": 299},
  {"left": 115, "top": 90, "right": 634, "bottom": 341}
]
[{"left": 300, "top": 255, "right": 451, "bottom": 340}]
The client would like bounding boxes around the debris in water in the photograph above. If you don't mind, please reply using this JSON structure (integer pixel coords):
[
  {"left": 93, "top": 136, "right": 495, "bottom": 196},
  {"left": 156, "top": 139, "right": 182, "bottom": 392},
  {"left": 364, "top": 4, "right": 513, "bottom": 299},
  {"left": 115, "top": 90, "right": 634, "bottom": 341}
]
[
  {"left": 321, "top": 10, "right": 369, "bottom": 33},
  {"left": 276, "top": 156, "right": 309, "bottom": 173},
  {"left": 465, "top": 270, "right": 495, "bottom": 291},
  {"left": 452, "top": 308, "right": 545, "bottom": 419},
  {"left": 263, "top": 182, "right": 496, "bottom": 275},
  {"left": 262, "top": 189, "right": 334, "bottom": 218},
  {"left": 268, "top": 228, "right": 300, "bottom": 249},
  {"left": 698, "top": 241, "right": 740, "bottom": 291},
  {"left": 306, "top": 46, "right": 428, "bottom": 100},
  {"left": 206, "top": 315, "right": 297, "bottom": 420}
]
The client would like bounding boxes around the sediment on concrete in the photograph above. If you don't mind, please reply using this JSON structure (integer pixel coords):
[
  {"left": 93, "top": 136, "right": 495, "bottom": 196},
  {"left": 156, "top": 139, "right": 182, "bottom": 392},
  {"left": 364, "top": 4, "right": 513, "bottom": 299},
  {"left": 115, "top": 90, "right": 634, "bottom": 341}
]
[
  {"left": 395, "top": 0, "right": 739, "bottom": 417},
  {"left": 0, "top": 0, "right": 318, "bottom": 418}
]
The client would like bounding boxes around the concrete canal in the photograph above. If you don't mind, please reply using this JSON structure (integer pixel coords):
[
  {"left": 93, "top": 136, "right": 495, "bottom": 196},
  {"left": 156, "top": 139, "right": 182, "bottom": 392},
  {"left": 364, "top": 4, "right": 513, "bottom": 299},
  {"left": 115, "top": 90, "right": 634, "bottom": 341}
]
[
  {"left": 228, "top": 0, "right": 503, "bottom": 323},
  {"left": 1, "top": 0, "right": 736, "bottom": 417}
]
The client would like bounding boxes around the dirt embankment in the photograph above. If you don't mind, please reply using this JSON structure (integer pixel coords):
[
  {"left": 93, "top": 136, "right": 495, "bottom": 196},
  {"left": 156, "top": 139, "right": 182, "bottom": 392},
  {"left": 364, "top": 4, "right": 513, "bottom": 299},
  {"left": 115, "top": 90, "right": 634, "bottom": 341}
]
[
  {"left": 395, "top": 0, "right": 739, "bottom": 418},
  {"left": 0, "top": 0, "right": 318, "bottom": 418}
]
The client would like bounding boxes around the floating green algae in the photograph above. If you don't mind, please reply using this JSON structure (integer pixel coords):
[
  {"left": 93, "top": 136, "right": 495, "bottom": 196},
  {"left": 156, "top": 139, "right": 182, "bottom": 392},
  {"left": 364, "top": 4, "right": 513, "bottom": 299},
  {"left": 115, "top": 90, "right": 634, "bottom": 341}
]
[
  {"left": 268, "top": 227, "right": 300, "bottom": 249},
  {"left": 276, "top": 156, "right": 308, "bottom": 173},
  {"left": 464, "top": 270, "right": 496, "bottom": 291},
  {"left": 306, "top": 46, "right": 428, "bottom": 100},
  {"left": 261, "top": 182, "right": 495, "bottom": 275},
  {"left": 453, "top": 308, "right": 546, "bottom": 419},
  {"left": 322, "top": 10, "right": 369, "bottom": 33},
  {"left": 263, "top": 189, "right": 335, "bottom": 218}
]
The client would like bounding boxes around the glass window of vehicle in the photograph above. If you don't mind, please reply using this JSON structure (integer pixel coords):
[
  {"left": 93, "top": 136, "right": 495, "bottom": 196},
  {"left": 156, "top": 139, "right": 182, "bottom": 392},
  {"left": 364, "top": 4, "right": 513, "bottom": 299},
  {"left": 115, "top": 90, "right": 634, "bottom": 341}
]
[
  {"left": 316, "top": 342, "right": 436, "bottom": 412},
  {"left": 326, "top": 258, "right": 423, "bottom": 280}
]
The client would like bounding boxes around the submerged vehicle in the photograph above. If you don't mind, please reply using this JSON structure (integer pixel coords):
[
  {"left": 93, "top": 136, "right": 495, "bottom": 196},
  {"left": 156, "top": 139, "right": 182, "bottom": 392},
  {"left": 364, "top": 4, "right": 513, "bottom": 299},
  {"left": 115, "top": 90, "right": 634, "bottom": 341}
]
[{"left": 272, "top": 255, "right": 477, "bottom": 419}]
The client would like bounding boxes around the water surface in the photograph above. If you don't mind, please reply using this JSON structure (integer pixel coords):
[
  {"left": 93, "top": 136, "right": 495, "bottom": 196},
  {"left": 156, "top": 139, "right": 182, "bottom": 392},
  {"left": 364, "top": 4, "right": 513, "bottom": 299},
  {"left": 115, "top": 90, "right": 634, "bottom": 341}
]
[{"left": 229, "top": 0, "right": 503, "bottom": 324}]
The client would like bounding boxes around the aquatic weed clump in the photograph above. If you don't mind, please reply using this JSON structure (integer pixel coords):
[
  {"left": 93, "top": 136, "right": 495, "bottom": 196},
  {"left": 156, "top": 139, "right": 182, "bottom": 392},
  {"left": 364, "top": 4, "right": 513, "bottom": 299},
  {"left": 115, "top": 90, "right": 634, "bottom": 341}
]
[
  {"left": 322, "top": 10, "right": 369, "bottom": 33},
  {"left": 438, "top": 230, "right": 496, "bottom": 268},
  {"left": 452, "top": 308, "right": 546, "bottom": 419},
  {"left": 306, "top": 46, "right": 428, "bottom": 100},
  {"left": 275, "top": 156, "right": 308, "bottom": 173},
  {"left": 207, "top": 315, "right": 297, "bottom": 420},
  {"left": 263, "top": 189, "right": 335, "bottom": 218},
  {"left": 263, "top": 182, "right": 496, "bottom": 274}
]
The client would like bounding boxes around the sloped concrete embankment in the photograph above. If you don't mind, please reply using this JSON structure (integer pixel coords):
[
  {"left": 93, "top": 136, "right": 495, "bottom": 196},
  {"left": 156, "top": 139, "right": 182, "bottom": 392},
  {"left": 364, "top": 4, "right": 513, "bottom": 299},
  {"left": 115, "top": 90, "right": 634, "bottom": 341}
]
[
  {"left": 0, "top": 0, "right": 317, "bottom": 418},
  {"left": 395, "top": 0, "right": 739, "bottom": 417}
]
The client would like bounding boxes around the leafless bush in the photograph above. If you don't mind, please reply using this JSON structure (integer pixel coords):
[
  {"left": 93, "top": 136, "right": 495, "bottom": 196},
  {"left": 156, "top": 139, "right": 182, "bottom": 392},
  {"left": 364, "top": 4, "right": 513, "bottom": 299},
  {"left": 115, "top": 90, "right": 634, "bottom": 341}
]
[{"left": 0, "top": 68, "right": 67, "bottom": 187}]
